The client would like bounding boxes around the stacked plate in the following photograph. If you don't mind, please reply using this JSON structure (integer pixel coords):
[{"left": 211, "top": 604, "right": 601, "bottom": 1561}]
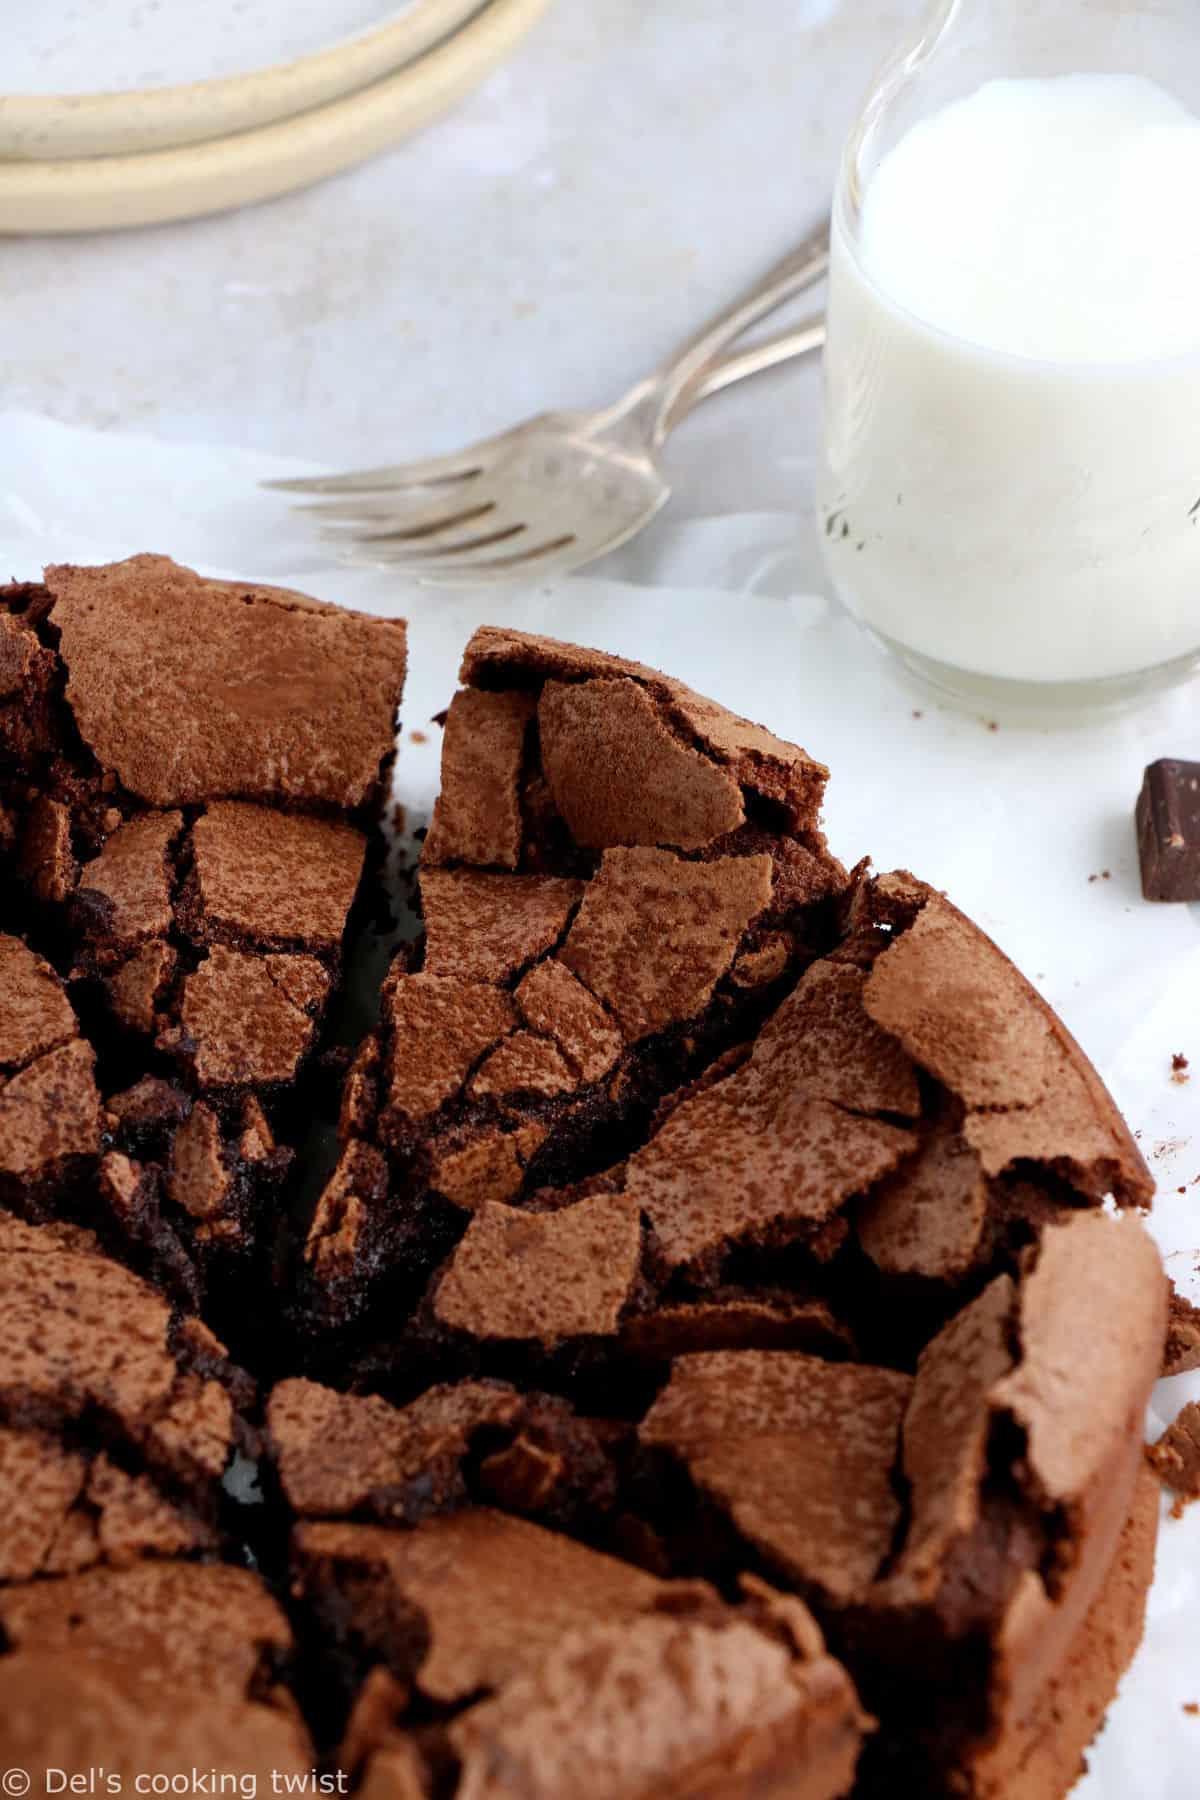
[{"left": 0, "top": 0, "right": 553, "bottom": 233}]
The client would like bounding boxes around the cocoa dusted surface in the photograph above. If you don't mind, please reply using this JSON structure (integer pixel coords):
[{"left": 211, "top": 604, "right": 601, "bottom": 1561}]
[
  {"left": 0, "top": 1216, "right": 253, "bottom": 1574},
  {"left": 0, "top": 557, "right": 400, "bottom": 1327},
  {"left": 295, "top": 1508, "right": 866, "bottom": 1799},
  {"left": 0, "top": 1561, "right": 293, "bottom": 1701},
  {"left": 0, "top": 935, "right": 101, "bottom": 1210},
  {"left": 46, "top": 556, "right": 406, "bottom": 812},
  {"left": 0, "top": 1652, "right": 315, "bottom": 1787},
  {"left": 0, "top": 602, "right": 1170, "bottom": 1800}
]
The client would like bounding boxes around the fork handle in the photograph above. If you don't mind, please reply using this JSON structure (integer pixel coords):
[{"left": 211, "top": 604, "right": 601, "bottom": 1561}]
[
  {"left": 663, "top": 313, "right": 828, "bottom": 434},
  {"left": 616, "top": 221, "right": 830, "bottom": 445}
]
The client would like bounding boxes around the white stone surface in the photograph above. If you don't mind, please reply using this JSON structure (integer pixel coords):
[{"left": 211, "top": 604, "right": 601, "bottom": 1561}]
[{"left": 0, "top": 0, "right": 919, "bottom": 529}]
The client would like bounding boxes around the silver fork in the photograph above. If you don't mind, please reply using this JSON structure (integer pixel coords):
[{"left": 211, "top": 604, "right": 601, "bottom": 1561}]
[{"left": 267, "top": 222, "right": 830, "bottom": 589}]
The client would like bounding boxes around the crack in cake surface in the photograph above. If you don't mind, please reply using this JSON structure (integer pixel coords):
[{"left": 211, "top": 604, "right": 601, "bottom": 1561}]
[{"left": 0, "top": 587, "right": 1169, "bottom": 1800}]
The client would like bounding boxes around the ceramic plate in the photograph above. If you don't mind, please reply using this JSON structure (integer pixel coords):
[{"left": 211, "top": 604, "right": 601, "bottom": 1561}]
[
  {"left": 0, "top": 0, "right": 552, "bottom": 233},
  {"left": 0, "top": 0, "right": 491, "bottom": 159}
]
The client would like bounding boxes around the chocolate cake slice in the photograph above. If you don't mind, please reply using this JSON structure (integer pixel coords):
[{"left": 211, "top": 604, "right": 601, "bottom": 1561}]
[
  {"left": 303, "top": 627, "right": 848, "bottom": 1336},
  {"left": 0, "top": 557, "right": 406, "bottom": 1318},
  {"left": 0, "top": 1212, "right": 254, "bottom": 1572},
  {"left": 303, "top": 630, "right": 1148, "bottom": 1369}
]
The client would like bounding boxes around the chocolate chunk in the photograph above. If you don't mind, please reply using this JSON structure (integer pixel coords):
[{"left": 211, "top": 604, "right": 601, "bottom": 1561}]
[{"left": 1137, "top": 758, "right": 1200, "bottom": 901}]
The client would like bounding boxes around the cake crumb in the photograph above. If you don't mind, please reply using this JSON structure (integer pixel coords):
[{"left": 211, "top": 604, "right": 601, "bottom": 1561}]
[
  {"left": 1185, "top": 1704, "right": 1199, "bottom": 1717},
  {"left": 1147, "top": 1401, "right": 1200, "bottom": 1515},
  {"left": 410, "top": 729, "right": 428, "bottom": 745},
  {"left": 1172, "top": 1052, "right": 1191, "bottom": 1084}
]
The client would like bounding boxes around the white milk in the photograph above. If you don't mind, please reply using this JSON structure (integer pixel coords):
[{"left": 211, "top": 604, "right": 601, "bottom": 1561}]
[{"left": 819, "top": 75, "right": 1200, "bottom": 688}]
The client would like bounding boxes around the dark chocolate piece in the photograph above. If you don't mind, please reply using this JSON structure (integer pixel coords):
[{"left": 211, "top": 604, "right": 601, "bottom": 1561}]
[{"left": 1137, "top": 757, "right": 1200, "bottom": 901}]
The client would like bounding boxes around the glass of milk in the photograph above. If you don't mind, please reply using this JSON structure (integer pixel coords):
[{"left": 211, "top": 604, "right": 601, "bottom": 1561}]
[{"left": 818, "top": 0, "right": 1200, "bottom": 711}]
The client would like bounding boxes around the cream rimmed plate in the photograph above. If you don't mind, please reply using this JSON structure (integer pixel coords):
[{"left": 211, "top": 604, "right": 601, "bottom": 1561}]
[
  {"left": 0, "top": 0, "right": 552, "bottom": 234},
  {"left": 0, "top": 0, "right": 493, "bottom": 160}
]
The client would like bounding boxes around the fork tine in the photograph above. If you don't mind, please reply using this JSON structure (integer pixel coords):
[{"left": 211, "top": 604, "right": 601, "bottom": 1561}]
[
  {"left": 342, "top": 523, "right": 531, "bottom": 568},
  {"left": 265, "top": 438, "right": 511, "bottom": 497},
  {"left": 410, "top": 537, "right": 580, "bottom": 587},
  {"left": 317, "top": 502, "right": 498, "bottom": 543},
  {"left": 294, "top": 489, "right": 489, "bottom": 524}
]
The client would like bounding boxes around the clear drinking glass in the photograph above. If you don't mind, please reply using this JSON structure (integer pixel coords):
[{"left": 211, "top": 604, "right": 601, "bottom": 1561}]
[{"left": 818, "top": 0, "right": 1200, "bottom": 713}]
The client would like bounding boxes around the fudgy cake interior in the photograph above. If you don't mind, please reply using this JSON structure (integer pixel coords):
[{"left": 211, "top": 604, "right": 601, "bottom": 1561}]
[{"left": 0, "top": 589, "right": 1170, "bottom": 1800}]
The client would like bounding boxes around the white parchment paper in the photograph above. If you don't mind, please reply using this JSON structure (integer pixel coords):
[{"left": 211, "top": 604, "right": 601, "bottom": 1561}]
[{"left": 2, "top": 410, "right": 1198, "bottom": 1795}]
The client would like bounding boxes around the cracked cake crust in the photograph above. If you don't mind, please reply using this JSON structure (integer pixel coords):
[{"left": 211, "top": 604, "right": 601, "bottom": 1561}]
[{"left": 0, "top": 592, "right": 1167, "bottom": 1800}]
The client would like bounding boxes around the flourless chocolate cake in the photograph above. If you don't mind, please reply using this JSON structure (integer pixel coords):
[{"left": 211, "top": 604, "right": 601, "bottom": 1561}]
[{"left": 0, "top": 578, "right": 1170, "bottom": 1799}]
